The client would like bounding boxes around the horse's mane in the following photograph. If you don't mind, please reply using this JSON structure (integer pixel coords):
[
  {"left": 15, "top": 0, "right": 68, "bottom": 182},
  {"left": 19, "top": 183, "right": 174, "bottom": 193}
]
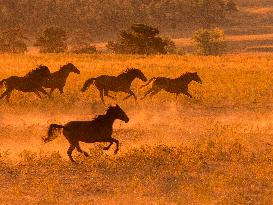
[
  {"left": 25, "top": 65, "right": 49, "bottom": 78},
  {"left": 178, "top": 72, "right": 195, "bottom": 79},
  {"left": 118, "top": 68, "right": 139, "bottom": 77},
  {"left": 59, "top": 63, "right": 72, "bottom": 72},
  {"left": 93, "top": 106, "right": 114, "bottom": 122}
]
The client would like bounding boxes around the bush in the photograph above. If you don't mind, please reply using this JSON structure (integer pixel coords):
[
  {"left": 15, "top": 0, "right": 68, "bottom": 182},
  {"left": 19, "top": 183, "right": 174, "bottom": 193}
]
[
  {"left": 192, "top": 28, "right": 226, "bottom": 56},
  {"left": 35, "top": 27, "right": 68, "bottom": 53},
  {"left": 0, "top": 28, "right": 28, "bottom": 53},
  {"left": 107, "top": 23, "right": 176, "bottom": 55}
]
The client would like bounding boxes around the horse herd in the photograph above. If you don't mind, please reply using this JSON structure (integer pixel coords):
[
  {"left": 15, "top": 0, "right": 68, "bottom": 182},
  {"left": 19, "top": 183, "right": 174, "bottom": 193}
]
[{"left": 0, "top": 63, "right": 202, "bottom": 162}]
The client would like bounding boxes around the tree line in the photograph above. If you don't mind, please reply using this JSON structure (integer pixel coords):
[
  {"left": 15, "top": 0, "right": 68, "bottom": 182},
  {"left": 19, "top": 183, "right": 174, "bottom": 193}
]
[{"left": 0, "top": 0, "right": 237, "bottom": 41}]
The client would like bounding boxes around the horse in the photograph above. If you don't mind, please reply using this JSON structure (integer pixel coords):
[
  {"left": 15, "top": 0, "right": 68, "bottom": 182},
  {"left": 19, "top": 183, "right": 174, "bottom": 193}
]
[
  {"left": 81, "top": 68, "right": 147, "bottom": 104},
  {"left": 141, "top": 72, "right": 202, "bottom": 99},
  {"left": 0, "top": 65, "right": 51, "bottom": 102},
  {"left": 43, "top": 63, "right": 80, "bottom": 96},
  {"left": 43, "top": 104, "right": 129, "bottom": 162}
]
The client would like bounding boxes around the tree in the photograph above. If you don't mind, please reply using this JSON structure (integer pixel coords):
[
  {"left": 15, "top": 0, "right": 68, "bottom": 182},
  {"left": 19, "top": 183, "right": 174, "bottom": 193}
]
[
  {"left": 106, "top": 23, "right": 176, "bottom": 54},
  {"left": 192, "top": 28, "right": 226, "bottom": 56},
  {"left": 0, "top": 28, "right": 28, "bottom": 53},
  {"left": 35, "top": 27, "right": 68, "bottom": 53},
  {"left": 225, "top": 0, "right": 238, "bottom": 13}
]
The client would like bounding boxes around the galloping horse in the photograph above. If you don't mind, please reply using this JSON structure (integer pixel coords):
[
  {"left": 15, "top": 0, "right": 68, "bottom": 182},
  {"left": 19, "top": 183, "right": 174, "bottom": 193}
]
[
  {"left": 0, "top": 65, "right": 51, "bottom": 102},
  {"left": 43, "top": 63, "right": 80, "bottom": 96},
  {"left": 141, "top": 72, "right": 202, "bottom": 99},
  {"left": 81, "top": 68, "right": 147, "bottom": 104},
  {"left": 43, "top": 105, "right": 129, "bottom": 162}
]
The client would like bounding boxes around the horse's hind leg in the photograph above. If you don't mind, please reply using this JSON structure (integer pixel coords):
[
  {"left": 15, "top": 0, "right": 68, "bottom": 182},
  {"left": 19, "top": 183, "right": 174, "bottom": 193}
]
[
  {"left": 0, "top": 89, "right": 12, "bottom": 102},
  {"left": 103, "top": 141, "right": 113, "bottom": 150},
  {"left": 99, "top": 89, "right": 105, "bottom": 104},
  {"left": 67, "top": 144, "right": 76, "bottom": 162},
  {"left": 104, "top": 91, "right": 116, "bottom": 99},
  {"left": 38, "top": 87, "right": 49, "bottom": 97},
  {"left": 58, "top": 87, "right": 64, "bottom": 94},
  {"left": 110, "top": 138, "right": 119, "bottom": 154},
  {"left": 33, "top": 90, "right": 42, "bottom": 99},
  {"left": 75, "top": 142, "right": 89, "bottom": 157}
]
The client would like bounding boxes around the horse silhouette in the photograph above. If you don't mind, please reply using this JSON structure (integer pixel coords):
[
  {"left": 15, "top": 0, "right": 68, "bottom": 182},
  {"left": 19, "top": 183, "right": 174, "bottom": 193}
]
[
  {"left": 81, "top": 68, "right": 147, "bottom": 104},
  {"left": 43, "top": 63, "right": 80, "bottom": 96},
  {"left": 141, "top": 72, "right": 202, "bottom": 99},
  {"left": 43, "top": 105, "right": 129, "bottom": 162},
  {"left": 0, "top": 65, "right": 51, "bottom": 102}
]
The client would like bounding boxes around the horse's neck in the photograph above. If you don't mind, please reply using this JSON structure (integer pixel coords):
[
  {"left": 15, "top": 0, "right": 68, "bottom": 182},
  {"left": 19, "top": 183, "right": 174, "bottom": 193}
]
[
  {"left": 118, "top": 73, "right": 135, "bottom": 83},
  {"left": 179, "top": 76, "right": 192, "bottom": 84},
  {"left": 58, "top": 69, "right": 70, "bottom": 78},
  {"left": 97, "top": 114, "right": 116, "bottom": 126}
]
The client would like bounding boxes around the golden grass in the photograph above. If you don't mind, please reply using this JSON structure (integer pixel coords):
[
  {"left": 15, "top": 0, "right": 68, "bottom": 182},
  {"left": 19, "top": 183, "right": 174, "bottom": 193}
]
[{"left": 0, "top": 54, "right": 272, "bottom": 204}]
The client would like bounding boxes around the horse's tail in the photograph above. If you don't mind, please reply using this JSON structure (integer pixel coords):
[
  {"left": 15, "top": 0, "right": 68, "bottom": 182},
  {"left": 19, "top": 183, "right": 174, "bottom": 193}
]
[
  {"left": 43, "top": 124, "right": 64, "bottom": 143},
  {"left": 0, "top": 79, "right": 7, "bottom": 88},
  {"left": 140, "top": 77, "right": 156, "bottom": 89},
  {"left": 81, "top": 78, "right": 96, "bottom": 92}
]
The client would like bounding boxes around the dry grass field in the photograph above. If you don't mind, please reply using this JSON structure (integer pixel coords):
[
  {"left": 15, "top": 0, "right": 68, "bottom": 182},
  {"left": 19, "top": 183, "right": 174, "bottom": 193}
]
[{"left": 0, "top": 54, "right": 272, "bottom": 204}]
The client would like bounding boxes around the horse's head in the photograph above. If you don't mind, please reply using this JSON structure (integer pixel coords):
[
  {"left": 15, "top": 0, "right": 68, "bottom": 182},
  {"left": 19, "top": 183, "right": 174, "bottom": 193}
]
[
  {"left": 130, "top": 68, "right": 147, "bottom": 82},
  {"left": 181, "top": 72, "right": 202, "bottom": 84},
  {"left": 191, "top": 72, "right": 202, "bottom": 84},
  {"left": 107, "top": 104, "right": 129, "bottom": 123},
  {"left": 63, "top": 63, "right": 80, "bottom": 74}
]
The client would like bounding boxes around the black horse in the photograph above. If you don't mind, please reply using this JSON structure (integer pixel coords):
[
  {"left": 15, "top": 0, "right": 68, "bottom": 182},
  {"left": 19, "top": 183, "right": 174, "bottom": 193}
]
[
  {"left": 81, "top": 68, "right": 147, "bottom": 104},
  {"left": 43, "top": 63, "right": 80, "bottom": 96},
  {"left": 0, "top": 65, "right": 51, "bottom": 102},
  {"left": 141, "top": 72, "right": 202, "bottom": 99},
  {"left": 43, "top": 105, "right": 129, "bottom": 162}
]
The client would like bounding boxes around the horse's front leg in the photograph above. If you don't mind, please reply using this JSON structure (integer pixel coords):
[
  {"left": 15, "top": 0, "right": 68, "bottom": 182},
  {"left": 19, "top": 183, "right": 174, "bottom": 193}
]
[
  {"left": 124, "top": 90, "right": 137, "bottom": 101},
  {"left": 103, "top": 141, "right": 113, "bottom": 150},
  {"left": 183, "top": 91, "right": 193, "bottom": 98},
  {"left": 110, "top": 137, "right": 119, "bottom": 154},
  {"left": 49, "top": 88, "right": 56, "bottom": 97}
]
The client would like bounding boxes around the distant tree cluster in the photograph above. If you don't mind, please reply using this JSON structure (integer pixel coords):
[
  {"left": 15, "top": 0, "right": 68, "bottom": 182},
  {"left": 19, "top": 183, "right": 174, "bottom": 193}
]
[
  {"left": 192, "top": 28, "right": 226, "bottom": 56},
  {"left": 107, "top": 24, "right": 175, "bottom": 54},
  {"left": 0, "top": 0, "right": 238, "bottom": 41},
  {"left": 0, "top": 28, "right": 27, "bottom": 53}
]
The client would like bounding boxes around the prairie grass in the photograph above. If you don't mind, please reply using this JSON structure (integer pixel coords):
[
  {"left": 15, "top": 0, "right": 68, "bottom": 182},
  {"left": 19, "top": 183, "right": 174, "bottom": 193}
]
[{"left": 0, "top": 54, "right": 273, "bottom": 204}]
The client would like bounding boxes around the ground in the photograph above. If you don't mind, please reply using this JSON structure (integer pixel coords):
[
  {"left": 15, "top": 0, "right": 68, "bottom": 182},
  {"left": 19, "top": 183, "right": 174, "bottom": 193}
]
[{"left": 0, "top": 54, "right": 272, "bottom": 204}]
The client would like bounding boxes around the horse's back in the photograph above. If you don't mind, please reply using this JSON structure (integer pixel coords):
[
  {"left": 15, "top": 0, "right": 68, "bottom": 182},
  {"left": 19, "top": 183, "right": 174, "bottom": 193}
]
[
  {"left": 95, "top": 75, "right": 117, "bottom": 88},
  {"left": 63, "top": 120, "right": 112, "bottom": 142}
]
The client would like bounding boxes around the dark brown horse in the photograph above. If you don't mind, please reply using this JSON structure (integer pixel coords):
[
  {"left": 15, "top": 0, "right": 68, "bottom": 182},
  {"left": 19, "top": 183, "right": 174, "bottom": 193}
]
[
  {"left": 43, "top": 63, "right": 80, "bottom": 96},
  {"left": 43, "top": 105, "right": 129, "bottom": 162},
  {"left": 81, "top": 68, "right": 147, "bottom": 104},
  {"left": 141, "top": 72, "right": 202, "bottom": 99},
  {"left": 0, "top": 65, "right": 51, "bottom": 102}
]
